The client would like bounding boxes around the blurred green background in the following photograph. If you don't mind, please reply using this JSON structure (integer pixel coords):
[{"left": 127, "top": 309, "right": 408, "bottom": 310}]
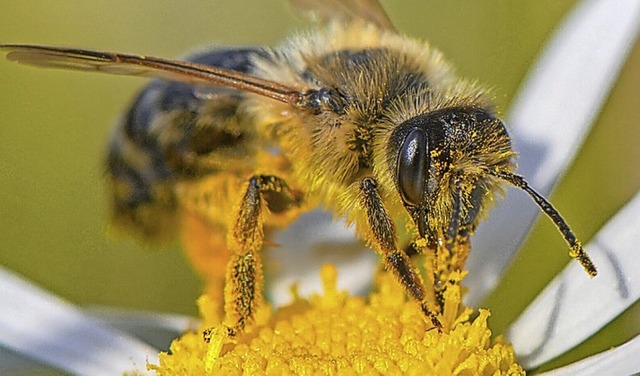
[{"left": 1, "top": 0, "right": 638, "bottom": 372}]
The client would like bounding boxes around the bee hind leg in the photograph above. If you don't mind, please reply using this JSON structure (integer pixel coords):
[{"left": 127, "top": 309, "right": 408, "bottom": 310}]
[{"left": 359, "top": 177, "right": 442, "bottom": 330}]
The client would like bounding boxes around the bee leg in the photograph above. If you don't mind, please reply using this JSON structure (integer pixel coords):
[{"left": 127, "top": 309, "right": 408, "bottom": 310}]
[
  {"left": 360, "top": 177, "right": 442, "bottom": 330},
  {"left": 224, "top": 175, "right": 297, "bottom": 336},
  {"left": 435, "top": 180, "right": 463, "bottom": 309}
]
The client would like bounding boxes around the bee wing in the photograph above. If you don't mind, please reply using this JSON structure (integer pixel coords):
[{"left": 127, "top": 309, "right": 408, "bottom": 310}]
[
  {"left": 1, "top": 44, "right": 304, "bottom": 106},
  {"left": 289, "top": 0, "right": 395, "bottom": 31}
]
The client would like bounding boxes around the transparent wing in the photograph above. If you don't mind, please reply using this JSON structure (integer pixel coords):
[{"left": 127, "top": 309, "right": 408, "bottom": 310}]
[
  {"left": 0, "top": 44, "right": 303, "bottom": 105},
  {"left": 289, "top": 0, "right": 395, "bottom": 31}
]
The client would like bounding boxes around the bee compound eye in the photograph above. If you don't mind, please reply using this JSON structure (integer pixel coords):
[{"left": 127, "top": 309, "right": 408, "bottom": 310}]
[{"left": 397, "top": 128, "right": 429, "bottom": 206}]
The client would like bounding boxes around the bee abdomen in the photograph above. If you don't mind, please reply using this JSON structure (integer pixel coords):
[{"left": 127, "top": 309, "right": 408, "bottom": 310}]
[{"left": 106, "top": 47, "right": 268, "bottom": 241}]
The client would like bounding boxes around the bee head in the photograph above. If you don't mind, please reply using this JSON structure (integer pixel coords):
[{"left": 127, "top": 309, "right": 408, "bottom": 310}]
[{"left": 389, "top": 107, "right": 513, "bottom": 241}]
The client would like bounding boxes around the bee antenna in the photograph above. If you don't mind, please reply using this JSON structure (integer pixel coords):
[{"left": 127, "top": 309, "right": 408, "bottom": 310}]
[{"left": 489, "top": 169, "right": 597, "bottom": 277}]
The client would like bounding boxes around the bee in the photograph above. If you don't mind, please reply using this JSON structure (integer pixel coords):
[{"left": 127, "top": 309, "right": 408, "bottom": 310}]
[{"left": 1, "top": 0, "right": 596, "bottom": 335}]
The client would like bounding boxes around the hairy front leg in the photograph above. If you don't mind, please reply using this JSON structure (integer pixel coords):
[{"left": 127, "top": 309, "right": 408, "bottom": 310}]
[{"left": 360, "top": 177, "right": 442, "bottom": 330}]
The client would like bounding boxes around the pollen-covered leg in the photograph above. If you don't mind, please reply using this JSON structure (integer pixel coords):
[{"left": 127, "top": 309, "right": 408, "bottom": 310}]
[
  {"left": 360, "top": 177, "right": 442, "bottom": 330},
  {"left": 434, "top": 180, "right": 464, "bottom": 309},
  {"left": 224, "top": 175, "right": 299, "bottom": 336}
]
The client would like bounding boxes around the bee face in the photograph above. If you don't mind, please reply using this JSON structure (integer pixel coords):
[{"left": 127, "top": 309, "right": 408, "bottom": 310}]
[{"left": 389, "top": 107, "right": 514, "bottom": 241}]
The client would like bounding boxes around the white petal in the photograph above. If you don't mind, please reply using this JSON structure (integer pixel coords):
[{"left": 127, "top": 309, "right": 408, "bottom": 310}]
[
  {"left": 506, "top": 191, "right": 640, "bottom": 369},
  {"left": 87, "top": 307, "right": 197, "bottom": 350},
  {"left": 265, "top": 210, "right": 376, "bottom": 307},
  {"left": 466, "top": 0, "right": 640, "bottom": 305},
  {"left": 0, "top": 267, "right": 158, "bottom": 376},
  {"left": 537, "top": 333, "right": 640, "bottom": 376}
]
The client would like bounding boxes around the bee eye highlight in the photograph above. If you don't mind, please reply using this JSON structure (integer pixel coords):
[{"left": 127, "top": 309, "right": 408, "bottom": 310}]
[{"left": 397, "top": 128, "right": 429, "bottom": 206}]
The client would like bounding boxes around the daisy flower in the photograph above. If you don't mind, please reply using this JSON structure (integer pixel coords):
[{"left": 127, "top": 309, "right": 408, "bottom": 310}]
[{"left": 0, "top": 0, "right": 639, "bottom": 374}]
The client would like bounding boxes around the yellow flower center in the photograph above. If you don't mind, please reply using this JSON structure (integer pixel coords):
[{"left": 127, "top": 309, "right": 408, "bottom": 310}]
[{"left": 150, "top": 265, "right": 524, "bottom": 375}]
